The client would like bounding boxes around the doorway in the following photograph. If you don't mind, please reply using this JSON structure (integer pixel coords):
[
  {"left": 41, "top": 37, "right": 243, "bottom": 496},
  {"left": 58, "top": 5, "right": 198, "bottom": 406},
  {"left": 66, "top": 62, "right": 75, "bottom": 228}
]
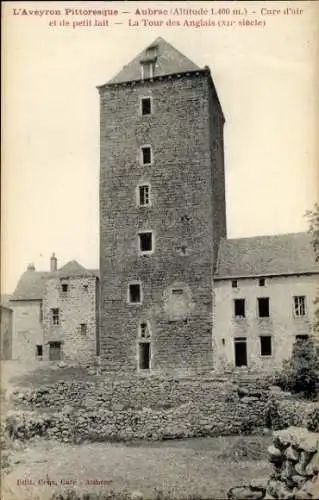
[
  {"left": 138, "top": 342, "right": 151, "bottom": 370},
  {"left": 234, "top": 337, "right": 247, "bottom": 367},
  {"left": 49, "top": 342, "right": 62, "bottom": 361}
]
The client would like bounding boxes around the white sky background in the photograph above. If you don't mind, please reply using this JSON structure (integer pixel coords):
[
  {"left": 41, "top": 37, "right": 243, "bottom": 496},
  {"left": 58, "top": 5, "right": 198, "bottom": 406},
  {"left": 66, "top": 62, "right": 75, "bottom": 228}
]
[{"left": 2, "top": 1, "right": 319, "bottom": 293}]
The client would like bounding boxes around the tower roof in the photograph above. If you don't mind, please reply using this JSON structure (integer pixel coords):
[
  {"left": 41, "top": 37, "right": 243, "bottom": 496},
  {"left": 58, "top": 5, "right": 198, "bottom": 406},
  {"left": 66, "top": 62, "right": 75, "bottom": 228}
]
[{"left": 107, "top": 37, "right": 201, "bottom": 85}]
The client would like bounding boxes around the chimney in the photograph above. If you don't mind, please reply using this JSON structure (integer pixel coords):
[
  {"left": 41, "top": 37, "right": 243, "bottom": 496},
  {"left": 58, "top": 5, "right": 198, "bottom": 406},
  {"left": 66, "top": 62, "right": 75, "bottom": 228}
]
[
  {"left": 27, "top": 263, "right": 35, "bottom": 271},
  {"left": 50, "top": 253, "right": 57, "bottom": 272}
]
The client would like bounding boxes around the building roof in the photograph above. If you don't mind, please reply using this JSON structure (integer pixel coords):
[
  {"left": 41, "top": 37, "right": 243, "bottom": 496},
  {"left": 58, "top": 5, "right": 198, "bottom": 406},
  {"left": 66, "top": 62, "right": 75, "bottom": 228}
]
[
  {"left": 10, "top": 261, "right": 99, "bottom": 301},
  {"left": 215, "top": 232, "right": 319, "bottom": 279},
  {"left": 107, "top": 37, "right": 200, "bottom": 85}
]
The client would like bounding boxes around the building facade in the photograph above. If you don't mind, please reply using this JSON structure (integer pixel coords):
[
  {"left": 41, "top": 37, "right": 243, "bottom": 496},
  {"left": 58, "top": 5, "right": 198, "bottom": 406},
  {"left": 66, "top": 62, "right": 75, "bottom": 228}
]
[
  {"left": 213, "top": 233, "right": 319, "bottom": 371},
  {"left": 10, "top": 255, "right": 99, "bottom": 364},
  {"left": 99, "top": 37, "right": 227, "bottom": 374},
  {"left": 99, "top": 37, "right": 319, "bottom": 374}
]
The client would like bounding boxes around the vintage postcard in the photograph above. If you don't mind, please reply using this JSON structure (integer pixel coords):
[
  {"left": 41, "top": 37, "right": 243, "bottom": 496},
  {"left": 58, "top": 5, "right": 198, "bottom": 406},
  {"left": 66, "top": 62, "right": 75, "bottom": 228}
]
[{"left": 1, "top": 1, "right": 319, "bottom": 499}]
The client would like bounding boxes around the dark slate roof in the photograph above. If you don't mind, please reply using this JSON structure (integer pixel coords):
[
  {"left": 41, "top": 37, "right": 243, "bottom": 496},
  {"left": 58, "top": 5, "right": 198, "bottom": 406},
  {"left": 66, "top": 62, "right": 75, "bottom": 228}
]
[
  {"left": 215, "top": 232, "right": 319, "bottom": 279},
  {"left": 11, "top": 261, "right": 99, "bottom": 301},
  {"left": 107, "top": 37, "right": 200, "bottom": 85}
]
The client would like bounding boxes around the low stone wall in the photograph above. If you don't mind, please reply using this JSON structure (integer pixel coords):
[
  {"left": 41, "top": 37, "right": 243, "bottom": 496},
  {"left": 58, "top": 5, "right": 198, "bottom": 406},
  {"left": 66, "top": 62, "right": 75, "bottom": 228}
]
[
  {"left": 228, "top": 426, "right": 319, "bottom": 499},
  {"left": 7, "top": 376, "right": 319, "bottom": 443}
]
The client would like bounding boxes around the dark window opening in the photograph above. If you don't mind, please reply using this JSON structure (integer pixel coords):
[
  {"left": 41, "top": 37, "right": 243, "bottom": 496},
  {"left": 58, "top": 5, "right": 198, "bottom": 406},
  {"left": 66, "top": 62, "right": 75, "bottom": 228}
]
[
  {"left": 36, "top": 345, "right": 43, "bottom": 357},
  {"left": 51, "top": 308, "right": 60, "bottom": 325},
  {"left": 139, "top": 342, "right": 151, "bottom": 370},
  {"left": 139, "top": 185, "right": 150, "bottom": 206},
  {"left": 80, "top": 323, "right": 87, "bottom": 335},
  {"left": 296, "top": 335, "right": 309, "bottom": 341},
  {"left": 62, "top": 283, "right": 68, "bottom": 293},
  {"left": 260, "top": 336, "right": 272, "bottom": 356},
  {"left": 129, "top": 284, "right": 141, "bottom": 303},
  {"left": 258, "top": 297, "right": 270, "bottom": 318},
  {"left": 141, "top": 147, "right": 151, "bottom": 165},
  {"left": 141, "top": 98, "right": 151, "bottom": 115},
  {"left": 232, "top": 280, "right": 238, "bottom": 288},
  {"left": 234, "top": 338, "right": 247, "bottom": 367},
  {"left": 172, "top": 288, "right": 184, "bottom": 295},
  {"left": 139, "top": 232, "right": 152, "bottom": 252},
  {"left": 234, "top": 299, "right": 245, "bottom": 318},
  {"left": 259, "top": 278, "right": 265, "bottom": 287},
  {"left": 222, "top": 338, "right": 225, "bottom": 346}
]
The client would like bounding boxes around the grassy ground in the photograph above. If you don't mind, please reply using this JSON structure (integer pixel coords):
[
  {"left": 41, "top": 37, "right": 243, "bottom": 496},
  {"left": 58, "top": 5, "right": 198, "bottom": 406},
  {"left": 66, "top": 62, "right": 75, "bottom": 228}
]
[
  {"left": 1, "top": 361, "right": 272, "bottom": 499},
  {"left": 2, "top": 435, "right": 272, "bottom": 500}
]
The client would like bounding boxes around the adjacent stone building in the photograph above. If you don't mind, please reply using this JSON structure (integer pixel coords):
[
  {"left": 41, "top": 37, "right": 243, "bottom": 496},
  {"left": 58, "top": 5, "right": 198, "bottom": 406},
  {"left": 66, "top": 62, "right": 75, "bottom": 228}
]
[
  {"left": 213, "top": 233, "right": 319, "bottom": 371},
  {"left": 9, "top": 255, "right": 99, "bottom": 364},
  {"left": 98, "top": 37, "right": 226, "bottom": 374},
  {"left": 98, "top": 37, "right": 319, "bottom": 374}
]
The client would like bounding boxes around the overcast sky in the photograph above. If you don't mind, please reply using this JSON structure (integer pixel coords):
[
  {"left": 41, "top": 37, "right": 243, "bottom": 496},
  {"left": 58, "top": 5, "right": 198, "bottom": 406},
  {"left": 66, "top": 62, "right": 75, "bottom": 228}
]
[{"left": 2, "top": 1, "right": 318, "bottom": 293}]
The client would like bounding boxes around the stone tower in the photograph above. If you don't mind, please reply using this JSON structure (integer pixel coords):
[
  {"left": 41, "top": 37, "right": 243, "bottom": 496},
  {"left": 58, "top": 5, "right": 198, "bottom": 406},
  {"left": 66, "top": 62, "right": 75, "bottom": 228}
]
[{"left": 98, "top": 38, "right": 226, "bottom": 374}]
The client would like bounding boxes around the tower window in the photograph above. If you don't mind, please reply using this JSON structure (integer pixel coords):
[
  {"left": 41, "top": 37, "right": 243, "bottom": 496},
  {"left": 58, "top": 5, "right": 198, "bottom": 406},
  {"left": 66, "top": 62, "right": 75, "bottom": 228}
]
[
  {"left": 231, "top": 280, "right": 238, "bottom": 288},
  {"left": 258, "top": 297, "right": 270, "bottom": 318},
  {"left": 138, "top": 185, "right": 150, "bottom": 206},
  {"left": 260, "top": 336, "right": 272, "bottom": 356},
  {"left": 258, "top": 278, "right": 266, "bottom": 287},
  {"left": 172, "top": 288, "right": 184, "bottom": 295},
  {"left": 234, "top": 299, "right": 245, "bottom": 318},
  {"left": 128, "top": 283, "right": 142, "bottom": 304},
  {"left": 138, "top": 232, "right": 153, "bottom": 253},
  {"left": 141, "top": 146, "right": 152, "bottom": 165},
  {"left": 80, "top": 323, "right": 87, "bottom": 335},
  {"left": 61, "top": 283, "right": 68, "bottom": 293},
  {"left": 141, "top": 97, "right": 151, "bottom": 115},
  {"left": 51, "top": 308, "right": 60, "bottom": 325},
  {"left": 293, "top": 296, "right": 306, "bottom": 317},
  {"left": 139, "top": 321, "right": 151, "bottom": 339},
  {"left": 138, "top": 342, "right": 151, "bottom": 370}
]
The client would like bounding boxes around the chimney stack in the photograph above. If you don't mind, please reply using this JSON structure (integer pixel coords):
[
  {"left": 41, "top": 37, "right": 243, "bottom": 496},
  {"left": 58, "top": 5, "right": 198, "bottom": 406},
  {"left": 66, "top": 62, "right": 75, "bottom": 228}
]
[
  {"left": 27, "top": 263, "right": 35, "bottom": 271},
  {"left": 50, "top": 253, "right": 57, "bottom": 272}
]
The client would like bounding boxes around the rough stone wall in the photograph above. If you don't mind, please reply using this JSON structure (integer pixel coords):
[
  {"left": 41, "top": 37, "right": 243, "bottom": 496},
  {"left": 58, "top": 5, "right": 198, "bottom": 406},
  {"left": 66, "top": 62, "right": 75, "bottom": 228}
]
[
  {"left": 213, "top": 274, "right": 317, "bottom": 371},
  {"left": 228, "top": 427, "right": 319, "bottom": 499},
  {"left": 265, "top": 426, "right": 319, "bottom": 499},
  {"left": 99, "top": 71, "right": 226, "bottom": 374},
  {"left": 42, "top": 276, "right": 97, "bottom": 364},
  {"left": 9, "top": 375, "right": 270, "bottom": 442},
  {"left": 9, "top": 300, "right": 43, "bottom": 361},
  {"left": 8, "top": 377, "right": 318, "bottom": 446}
]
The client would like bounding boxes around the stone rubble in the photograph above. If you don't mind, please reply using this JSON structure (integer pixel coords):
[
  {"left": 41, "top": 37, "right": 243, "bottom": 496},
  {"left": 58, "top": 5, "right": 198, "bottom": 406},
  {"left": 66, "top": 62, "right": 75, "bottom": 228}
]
[{"left": 228, "top": 427, "right": 319, "bottom": 500}]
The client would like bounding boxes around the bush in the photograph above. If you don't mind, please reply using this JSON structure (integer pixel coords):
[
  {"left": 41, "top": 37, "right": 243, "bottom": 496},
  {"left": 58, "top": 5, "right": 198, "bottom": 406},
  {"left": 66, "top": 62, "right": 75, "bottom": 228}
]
[
  {"left": 277, "top": 338, "right": 319, "bottom": 399},
  {"left": 306, "top": 406, "right": 319, "bottom": 432}
]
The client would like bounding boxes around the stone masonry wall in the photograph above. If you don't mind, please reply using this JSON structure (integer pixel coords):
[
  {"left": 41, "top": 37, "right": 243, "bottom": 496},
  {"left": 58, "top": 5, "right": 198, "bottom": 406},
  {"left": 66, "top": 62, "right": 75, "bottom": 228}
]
[
  {"left": 8, "top": 375, "right": 318, "bottom": 444},
  {"left": 42, "top": 276, "right": 98, "bottom": 364},
  {"left": 99, "top": 70, "right": 226, "bottom": 374},
  {"left": 229, "top": 427, "right": 319, "bottom": 499}
]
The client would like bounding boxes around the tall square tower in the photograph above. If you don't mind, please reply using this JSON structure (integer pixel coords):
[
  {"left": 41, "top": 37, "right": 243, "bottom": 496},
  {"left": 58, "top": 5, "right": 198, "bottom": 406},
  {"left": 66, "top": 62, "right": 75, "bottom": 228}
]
[{"left": 99, "top": 38, "right": 226, "bottom": 374}]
